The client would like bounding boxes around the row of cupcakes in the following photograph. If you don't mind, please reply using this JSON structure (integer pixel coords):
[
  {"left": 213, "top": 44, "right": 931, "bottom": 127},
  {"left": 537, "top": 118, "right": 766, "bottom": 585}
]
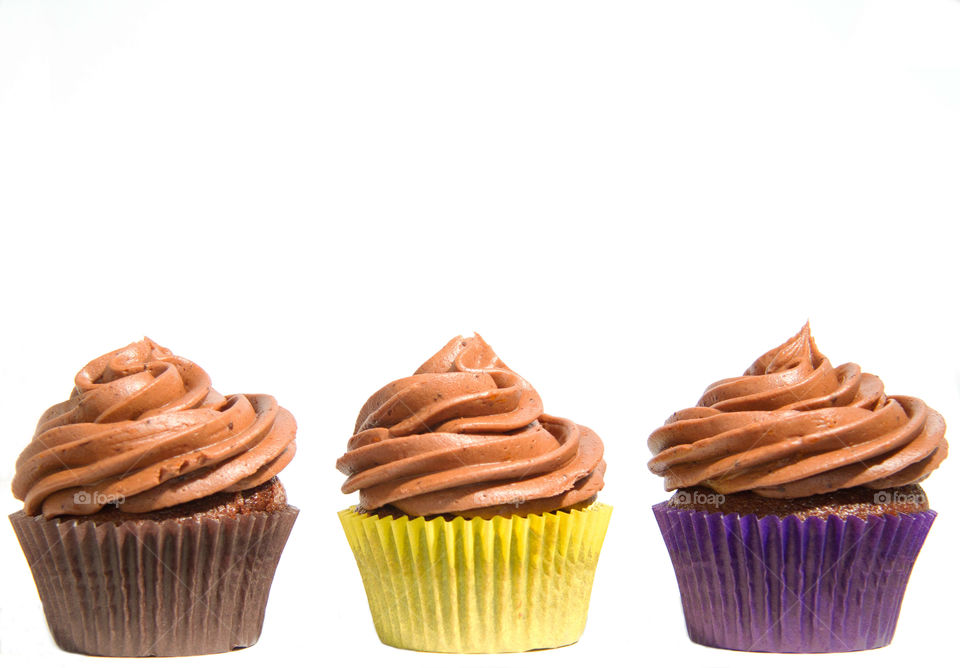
[{"left": 8, "top": 324, "right": 948, "bottom": 656}]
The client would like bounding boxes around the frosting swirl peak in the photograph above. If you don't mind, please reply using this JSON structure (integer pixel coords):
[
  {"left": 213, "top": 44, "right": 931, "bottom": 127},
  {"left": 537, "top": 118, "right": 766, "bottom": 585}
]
[
  {"left": 648, "top": 324, "right": 947, "bottom": 498},
  {"left": 338, "top": 334, "right": 605, "bottom": 517},
  {"left": 12, "top": 339, "right": 296, "bottom": 518}
]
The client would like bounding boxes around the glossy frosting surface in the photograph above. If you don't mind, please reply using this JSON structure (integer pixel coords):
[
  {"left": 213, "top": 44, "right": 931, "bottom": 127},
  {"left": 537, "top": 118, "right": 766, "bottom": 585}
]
[
  {"left": 648, "top": 324, "right": 947, "bottom": 498},
  {"left": 338, "top": 334, "right": 605, "bottom": 517},
  {"left": 12, "top": 339, "right": 296, "bottom": 517}
]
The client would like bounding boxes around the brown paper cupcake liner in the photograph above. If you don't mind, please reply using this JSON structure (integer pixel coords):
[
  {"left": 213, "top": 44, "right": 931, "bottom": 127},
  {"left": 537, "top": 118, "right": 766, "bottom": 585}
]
[{"left": 9, "top": 506, "right": 298, "bottom": 657}]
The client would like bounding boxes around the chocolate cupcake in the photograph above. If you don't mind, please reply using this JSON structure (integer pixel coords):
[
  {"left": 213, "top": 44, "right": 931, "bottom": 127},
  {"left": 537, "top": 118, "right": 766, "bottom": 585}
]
[
  {"left": 648, "top": 323, "right": 946, "bottom": 652},
  {"left": 337, "top": 334, "right": 611, "bottom": 653},
  {"left": 9, "top": 338, "right": 298, "bottom": 657}
]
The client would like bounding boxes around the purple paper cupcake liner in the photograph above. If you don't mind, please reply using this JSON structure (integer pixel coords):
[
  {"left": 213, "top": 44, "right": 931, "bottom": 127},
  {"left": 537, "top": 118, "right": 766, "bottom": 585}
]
[
  {"left": 652, "top": 501, "right": 936, "bottom": 653},
  {"left": 9, "top": 507, "right": 298, "bottom": 657}
]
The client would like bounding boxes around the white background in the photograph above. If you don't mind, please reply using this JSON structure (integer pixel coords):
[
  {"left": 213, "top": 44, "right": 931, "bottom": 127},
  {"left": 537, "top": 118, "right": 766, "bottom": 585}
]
[{"left": 1, "top": 1, "right": 958, "bottom": 667}]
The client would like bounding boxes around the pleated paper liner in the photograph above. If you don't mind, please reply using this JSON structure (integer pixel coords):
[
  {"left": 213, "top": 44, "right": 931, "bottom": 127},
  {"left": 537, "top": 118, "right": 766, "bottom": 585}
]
[
  {"left": 9, "top": 506, "right": 298, "bottom": 657},
  {"left": 652, "top": 501, "right": 936, "bottom": 653},
  {"left": 339, "top": 501, "right": 612, "bottom": 653}
]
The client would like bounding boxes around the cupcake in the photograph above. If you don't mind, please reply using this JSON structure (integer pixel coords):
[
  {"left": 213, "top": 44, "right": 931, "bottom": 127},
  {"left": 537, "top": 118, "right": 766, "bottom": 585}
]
[
  {"left": 648, "top": 323, "right": 947, "bottom": 653},
  {"left": 9, "top": 338, "right": 298, "bottom": 657},
  {"left": 337, "top": 334, "right": 611, "bottom": 653}
]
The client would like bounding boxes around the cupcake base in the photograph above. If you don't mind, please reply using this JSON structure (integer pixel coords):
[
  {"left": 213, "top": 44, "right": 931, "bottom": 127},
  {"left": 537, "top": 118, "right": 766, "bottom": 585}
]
[
  {"left": 666, "top": 484, "right": 930, "bottom": 520},
  {"left": 652, "top": 501, "right": 936, "bottom": 653},
  {"left": 9, "top": 501, "right": 298, "bottom": 657},
  {"left": 339, "top": 502, "right": 612, "bottom": 653}
]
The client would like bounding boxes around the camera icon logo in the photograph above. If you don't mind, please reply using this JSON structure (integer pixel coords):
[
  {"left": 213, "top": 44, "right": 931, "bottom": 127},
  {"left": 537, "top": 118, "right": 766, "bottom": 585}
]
[
  {"left": 873, "top": 491, "right": 892, "bottom": 504},
  {"left": 71, "top": 490, "right": 126, "bottom": 507},
  {"left": 675, "top": 490, "right": 691, "bottom": 504}
]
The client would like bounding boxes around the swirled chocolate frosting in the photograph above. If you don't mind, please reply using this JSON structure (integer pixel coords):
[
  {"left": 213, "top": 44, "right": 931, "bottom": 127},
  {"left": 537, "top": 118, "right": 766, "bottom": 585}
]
[
  {"left": 12, "top": 339, "right": 296, "bottom": 518},
  {"left": 337, "top": 334, "right": 605, "bottom": 517},
  {"left": 648, "top": 324, "right": 948, "bottom": 498}
]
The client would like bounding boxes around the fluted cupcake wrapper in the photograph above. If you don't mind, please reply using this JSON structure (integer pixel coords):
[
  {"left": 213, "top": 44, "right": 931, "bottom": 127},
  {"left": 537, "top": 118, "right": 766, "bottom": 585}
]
[
  {"left": 9, "top": 507, "right": 298, "bottom": 657},
  {"left": 339, "top": 502, "right": 612, "bottom": 653},
  {"left": 652, "top": 502, "right": 936, "bottom": 653}
]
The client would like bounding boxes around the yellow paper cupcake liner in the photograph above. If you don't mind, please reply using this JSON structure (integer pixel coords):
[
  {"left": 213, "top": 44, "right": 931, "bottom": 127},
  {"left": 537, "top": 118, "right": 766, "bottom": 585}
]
[{"left": 338, "top": 502, "right": 612, "bottom": 653}]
